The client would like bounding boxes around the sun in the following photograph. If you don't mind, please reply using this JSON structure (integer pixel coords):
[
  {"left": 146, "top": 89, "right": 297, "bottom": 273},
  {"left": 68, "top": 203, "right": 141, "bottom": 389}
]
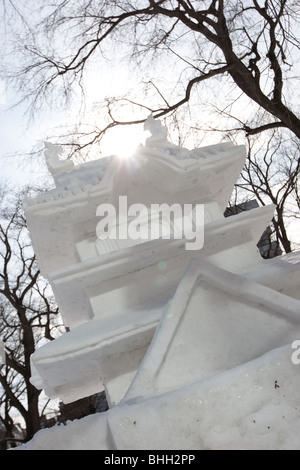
[{"left": 101, "top": 124, "right": 147, "bottom": 159}]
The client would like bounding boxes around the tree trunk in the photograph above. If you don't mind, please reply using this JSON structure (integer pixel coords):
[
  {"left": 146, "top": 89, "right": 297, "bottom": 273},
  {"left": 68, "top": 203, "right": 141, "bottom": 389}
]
[{"left": 25, "top": 384, "right": 41, "bottom": 441}]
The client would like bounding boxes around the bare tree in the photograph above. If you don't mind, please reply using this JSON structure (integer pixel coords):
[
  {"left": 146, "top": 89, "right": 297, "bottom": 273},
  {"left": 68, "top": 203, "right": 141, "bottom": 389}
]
[
  {"left": 1, "top": 2, "right": 300, "bottom": 247},
  {"left": 0, "top": 2, "right": 299, "bottom": 447},
  {"left": 1, "top": 0, "right": 299, "bottom": 156},
  {"left": 0, "top": 186, "right": 109, "bottom": 449},
  {"left": 0, "top": 187, "right": 64, "bottom": 447},
  {"left": 1, "top": 1, "right": 299, "bottom": 250},
  {"left": 232, "top": 130, "right": 300, "bottom": 254}
]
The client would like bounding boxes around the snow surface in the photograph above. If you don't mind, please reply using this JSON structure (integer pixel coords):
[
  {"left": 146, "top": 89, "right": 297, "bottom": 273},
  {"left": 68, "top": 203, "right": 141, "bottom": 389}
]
[{"left": 20, "top": 344, "right": 300, "bottom": 450}]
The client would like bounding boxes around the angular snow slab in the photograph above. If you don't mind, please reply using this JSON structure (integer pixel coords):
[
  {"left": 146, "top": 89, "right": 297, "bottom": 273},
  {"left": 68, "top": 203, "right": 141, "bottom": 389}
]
[
  {"left": 108, "top": 345, "right": 300, "bottom": 450},
  {"left": 30, "top": 307, "right": 163, "bottom": 404},
  {"left": 125, "top": 259, "right": 300, "bottom": 400},
  {"left": 50, "top": 204, "right": 275, "bottom": 328}
]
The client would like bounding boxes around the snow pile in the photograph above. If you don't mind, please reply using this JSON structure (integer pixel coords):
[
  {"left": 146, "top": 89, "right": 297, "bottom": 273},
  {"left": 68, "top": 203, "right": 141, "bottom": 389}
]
[{"left": 110, "top": 345, "right": 300, "bottom": 451}]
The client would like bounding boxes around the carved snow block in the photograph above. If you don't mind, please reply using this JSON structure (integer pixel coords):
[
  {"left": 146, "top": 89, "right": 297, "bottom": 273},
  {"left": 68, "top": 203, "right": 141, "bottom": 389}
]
[
  {"left": 108, "top": 344, "right": 300, "bottom": 450},
  {"left": 125, "top": 258, "right": 300, "bottom": 400},
  {"left": 30, "top": 308, "right": 162, "bottom": 405}
]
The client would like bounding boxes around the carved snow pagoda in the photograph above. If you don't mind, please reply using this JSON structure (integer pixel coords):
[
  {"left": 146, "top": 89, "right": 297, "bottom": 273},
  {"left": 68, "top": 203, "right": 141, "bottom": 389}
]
[{"left": 22, "top": 117, "right": 300, "bottom": 450}]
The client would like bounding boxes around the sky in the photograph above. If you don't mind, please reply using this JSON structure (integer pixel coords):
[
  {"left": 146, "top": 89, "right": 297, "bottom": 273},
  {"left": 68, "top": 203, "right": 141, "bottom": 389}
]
[
  {"left": 0, "top": 62, "right": 150, "bottom": 190},
  {"left": 0, "top": 84, "right": 51, "bottom": 187}
]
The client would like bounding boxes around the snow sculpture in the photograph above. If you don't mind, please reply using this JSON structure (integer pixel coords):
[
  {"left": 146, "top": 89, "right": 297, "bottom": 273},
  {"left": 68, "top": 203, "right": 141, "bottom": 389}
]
[
  {"left": 21, "top": 117, "right": 300, "bottom": 450},
  {"left": 144, "top": 114, "right": 168, "bottom": 146},
  {"left": 44, "top": 141, "right": 74, "bottom": 176}
]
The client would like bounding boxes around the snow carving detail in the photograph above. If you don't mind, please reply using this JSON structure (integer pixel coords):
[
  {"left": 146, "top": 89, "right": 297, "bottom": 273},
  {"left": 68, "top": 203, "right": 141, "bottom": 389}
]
[
  {"left": 44, "top": 141, "right": 74, "bottom": 177},
  {"left": 144, "top": 115, "right": 169, "bottom": 147}
]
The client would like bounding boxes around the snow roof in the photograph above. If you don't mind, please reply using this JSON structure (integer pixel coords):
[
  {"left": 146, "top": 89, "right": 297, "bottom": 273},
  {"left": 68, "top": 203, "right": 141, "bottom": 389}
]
[{"left": 24, "top": 120, "right": 245, "bottom": 278}]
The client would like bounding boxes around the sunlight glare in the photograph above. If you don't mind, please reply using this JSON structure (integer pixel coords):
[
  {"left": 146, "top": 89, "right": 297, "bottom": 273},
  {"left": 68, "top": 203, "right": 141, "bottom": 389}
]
[{"left": 101, "top": 125, "right": 147, "bottom": 159}]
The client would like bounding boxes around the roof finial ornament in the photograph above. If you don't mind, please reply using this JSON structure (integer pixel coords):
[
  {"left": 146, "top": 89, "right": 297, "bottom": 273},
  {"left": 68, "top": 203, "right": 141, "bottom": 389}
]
[
  {"left": 44, "top": 142, "right": 74, "bottom": 177},
  {"left": 144, "top": 115, "right": 169, "bottom": 147}
]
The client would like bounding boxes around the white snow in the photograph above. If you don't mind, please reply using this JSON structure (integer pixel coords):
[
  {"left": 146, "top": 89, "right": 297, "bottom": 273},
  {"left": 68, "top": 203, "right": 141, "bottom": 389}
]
[
  {"left": 20, "top": 344, "right": 300, "bottom": 450},
  {"left": 19, "top": 116, "right": 300, "bottom": 450},
  {"left": 109, "top": 344, "right": 300, "bottom": 451}
]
